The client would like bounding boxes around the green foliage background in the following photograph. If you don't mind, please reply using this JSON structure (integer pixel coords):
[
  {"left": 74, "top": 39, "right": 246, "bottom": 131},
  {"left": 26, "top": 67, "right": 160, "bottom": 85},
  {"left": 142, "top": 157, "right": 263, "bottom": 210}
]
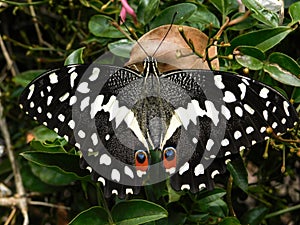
[{"left": 0, "top": 0, "right": 300, "bottom": 224}]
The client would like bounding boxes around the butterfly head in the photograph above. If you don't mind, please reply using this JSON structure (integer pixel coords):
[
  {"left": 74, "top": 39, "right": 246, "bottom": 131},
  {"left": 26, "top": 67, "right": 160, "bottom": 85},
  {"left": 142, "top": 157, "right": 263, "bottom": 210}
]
[{"left": 143, "top": 56, "right": 159, "bottom": 77}]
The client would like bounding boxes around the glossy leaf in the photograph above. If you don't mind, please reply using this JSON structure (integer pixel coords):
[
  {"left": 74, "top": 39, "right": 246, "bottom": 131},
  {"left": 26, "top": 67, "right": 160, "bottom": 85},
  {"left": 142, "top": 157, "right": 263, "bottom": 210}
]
[
  {"left": 69, "top": 206, "right": 110, "bottom": 225},
  {"left": 108, "top": 39, "right": 134, "bottom": 58},
  {"left": 263, "top": 64, "right": 300, "bottom": 87},
  {"left": 151, "top": 3, "right": 197, "bottom": 28},
  {"left": 20, "top": 151, "right": 89, "bottom": 178},
  {"left": 234, "top": 46, "right": 264, "bottom": 70},
  {"left": 187, "top": 5, "right": 220, "bottom": 28},
  {"left": 268, "top": 52, "right": 300, "bottom": 75},
  {"left": 289, "top": 1, "right": 300, "bottom": 25},
  {"left": 219, "top": 217, "right": 241, "bottom": 225},
  {"left": 197, "top": 189, "right": 227, "bottom": 205},
  {"left": 137, "top": 0, "right": 160, "bottom": 25},
  {"left": 292, "top": 87, "right": 300, "bottom": 103},
  {"left": 14, "top": 70, "right": 46, "bottom": 87},
  {"left": 210, "top": 0, "right": 239, "bottom": 16},
  {"left": 227, "top": 158, "right": 248, "bottom": 193},
  {"left": 242, "top": 0, "right": 279, "bottom": 27},
  {"left": 227, "top": 27, "right": 293, "bottom": 54},
  {"left": 89, "top": 15, "right": 125, "bottom": 38},
  {"left": 30, "top": 140, "right": 66, "bottom": 153},
  {"left": 241, "top": 205, "right": 269, "bottom": 225},
  {"left": 21, "top": 163, "right": 58, "bottom": 193},
  {"left": 64, "top": 47, "right": 85, "bottom": 65},
  {"left": 29, "top": 125, "right": 61, "bottom": 143},
  {"left": 111, "top": 200, "right": 168, "bottom": 225},
  {"left": 29, "top": 161, "right": 76, "bottom": 186}
]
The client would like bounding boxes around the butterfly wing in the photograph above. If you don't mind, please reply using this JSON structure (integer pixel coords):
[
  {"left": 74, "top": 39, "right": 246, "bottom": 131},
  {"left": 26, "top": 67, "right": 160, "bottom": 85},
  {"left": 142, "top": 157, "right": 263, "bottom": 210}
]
[
  {"left": 162, "top": 69, "right": 298, "bottom": 192},
  {"left": 20, "top": 64, "right": 147, "bottom": 198}
]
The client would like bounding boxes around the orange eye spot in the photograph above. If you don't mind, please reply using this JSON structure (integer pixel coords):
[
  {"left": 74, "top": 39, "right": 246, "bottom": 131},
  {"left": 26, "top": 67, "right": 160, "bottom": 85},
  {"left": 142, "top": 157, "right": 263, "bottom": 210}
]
[
  {"left": 135, "top": 150, "right": 149, "bottom": 172},
  {"left": 163, "top": 147, "right": 177, "bottom": 171}
]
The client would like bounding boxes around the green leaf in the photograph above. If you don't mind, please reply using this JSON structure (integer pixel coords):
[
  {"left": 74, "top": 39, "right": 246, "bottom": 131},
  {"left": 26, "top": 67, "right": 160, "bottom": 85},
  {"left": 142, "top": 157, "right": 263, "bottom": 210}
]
[
  {"left": 137, "top": 0, "right": 160, "bottom": 25},
  {"left": 69, "top": 206, "right": 110, "bottom": 225},
  {"left": 229, "top": 12, "right": 257, "bottom": 31},
  {"left": 227, "top": 157, "right": 248, "bottom": 193},
  {"left": 89, "top": 15, "right": 125, "bottom": 38},
  {"left": 30, "top": 125, "right": 61, "bottom": 143},
  {"left": 242, "top": 0, "right": 279, "bottom": 27},
  {"left": 263, "top": 64, "right": 300, "bottom": 87},
  {"left": 64, "top": 47, "right": 85, "bottom": 65},
  {"left": 20, "top": 151, "right": 89, "bottom": 178},
  {"left": 268, "top": 52, "right": 300, "bottom": 75},
  {"left": 240, "top": 205, "right": 269, "bottom": 225},
  {"left": 21, "top": 163, "right": 58, "bottom": 193},
  {"left": 29, "top": 161, "right": 76, "bottom": 186},
  {"left": 289, "top": 1, "right": 300, "bottom": 25},
  {"left": 234, "top": 46, "right": 265, "bottom": 70},
  {"left": 187, "top": 5, "right": 220, "bottom": 28},
  {"left": 197, "top": 188, "right": 227, "bottom": 205},
  {"left": 108, "top": 39, "right": 134, "bottom": 58},
  {"left": 30, "top": 140, "right": 66, "bottom": 153},
  {"left": 111, "top": 200, "right": 168, "bottom": 225},
  {"left": 151, "top": 3, "right": 197, "bottom": 28},
  {"left": 13, "top": 70, "right": 46, "bottom": 87},
  {"left": 227, "top": 27, "right": 293, "bottom": 54},
  {"left": 210, "top": 0, "right": 239, "bottom": 16},
  {"left": 219, "top": 217, "right": 241, "bottom": 225},
  {"left": 292, "top": 87, "right": 300, "bottom": 103}
]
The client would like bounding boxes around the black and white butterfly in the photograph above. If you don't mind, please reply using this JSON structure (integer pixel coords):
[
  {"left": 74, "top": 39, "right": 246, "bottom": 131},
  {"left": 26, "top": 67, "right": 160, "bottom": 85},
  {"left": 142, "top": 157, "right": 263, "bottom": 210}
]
[{"left": 20, "top": 52, "right": 298, "bottom": 198}]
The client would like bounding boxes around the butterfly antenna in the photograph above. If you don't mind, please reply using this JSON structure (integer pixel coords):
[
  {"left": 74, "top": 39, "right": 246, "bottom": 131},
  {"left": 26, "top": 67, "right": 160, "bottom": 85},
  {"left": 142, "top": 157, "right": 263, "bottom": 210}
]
[
  {"left": 152, "top": 12, "right": 178, "bottom": 57},
  {"left": 120, "top": 17, "right": 150, "bottom": 57}
]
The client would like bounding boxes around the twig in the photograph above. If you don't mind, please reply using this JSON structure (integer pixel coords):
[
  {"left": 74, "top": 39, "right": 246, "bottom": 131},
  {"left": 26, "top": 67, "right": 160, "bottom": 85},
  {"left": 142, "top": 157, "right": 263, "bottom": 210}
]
[
  {"left": 0, "top": 93, "right": 29, "bottom": 225},
  {"left": 0, "top": 35, "right": 18, "bottom": 77},
  {"left": 29, "top": 200, "right": 71, "bottom": 210},
  {"left": 4, "top": 207, "right": 17, "bottom": 225},
  {"left": 226, "top": 175, "right": 236, "bottom": 217}
]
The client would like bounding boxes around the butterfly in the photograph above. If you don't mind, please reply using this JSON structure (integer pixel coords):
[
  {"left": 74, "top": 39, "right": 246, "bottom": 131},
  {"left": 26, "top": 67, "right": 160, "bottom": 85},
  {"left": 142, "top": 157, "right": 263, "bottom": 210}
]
[{"left": 19, "top": 51, "right": 298, "bottom": 198}]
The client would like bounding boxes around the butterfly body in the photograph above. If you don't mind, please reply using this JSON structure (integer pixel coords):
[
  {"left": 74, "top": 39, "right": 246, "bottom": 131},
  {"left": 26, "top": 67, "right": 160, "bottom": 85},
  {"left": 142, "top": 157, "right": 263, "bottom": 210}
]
[{"left": 20, "top": 56, "right": 298, "bottom": 198}]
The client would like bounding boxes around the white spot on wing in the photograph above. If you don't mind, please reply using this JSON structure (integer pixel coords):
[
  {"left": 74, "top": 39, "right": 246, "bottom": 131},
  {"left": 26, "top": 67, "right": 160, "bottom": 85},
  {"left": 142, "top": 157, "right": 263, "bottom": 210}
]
[
  {"left": 47, "top": 96, "right": 53, "bottom": 106},
  {"left": 221, "top": 105, "right": 231, "bottom": 120},
  {"left": 37, "top": 106, "right": 42, "bottom": 113},
  {"left": 244, "top": 104, "right": 255, "bottom": 115},
  {"left": 221, "top": 138, "right": 229, "bottom": 146},
  {"left": 211, "top": 170, "right": 219, "bottom": 178},
  {"left": 238, "top": 83, "right": 247, "bottom": 100},
  {"left": 89, "top": 67, "right": 100, "bottom": 81},
  {"left": 194, "top": 163, "right": 204, "bottom": 176},
  {"left": 181, "top": 184, "right": 190, "bottom": 190},
  {"left": 69, "top": 96, "right": 77, "bottom": 106},
  {"left": 77, "top": 82, "right": 90, "bottom": 93},
  {"left": 206, "top": 139, "right": 214, "bottom": 151},
  {"left": 70, "top": 72, "right": 78, "bottom": 88},
  {"left": 27, "top": 84, "right": 35, "bottom": 100},
  {"left": 80, "top": 96, "right": 90, "bottom": 111},
  {"left": 90, "top": 95, "right": 104, "bottom": 119},
  {"left": 214, "top": 75, "right": 225, "bottom": 89},
  {"left": 105, "top": 134, "right": 110, "bottom": 141},
  {"left": 126, "top": 188, "right": 133, "bottom": 194},
  {"left": 111, "top": 169, "right": 120, "bottom": 182},
  {"left": 47, "top": 112, "right": 52, "bottom": 119},
  {"left": 281, "top": 118, "right": 286, "bottom": 124},
  {"left": 99, "top": 154, "right": 111, "bottom": 165},
  {"left": 78, "top": 130, "right": 86, "bottom": 138},
  {"left": 235, "top": 106, "right": 243, "bottom": 117},
  {"left": 68, "top": 120, "right": 75, "bottom": 129},
  {"left": 246, "top": 126, "right": 254, "bottom": 134},
  {"left": 30, "top": 101, "right": 34, "bottom": 108},
  {"left": 179, "top": 162, "right": 189, "bottom": 175},
  {"left": 59, "top": 92, "right": 70, "bottom": 102},
  {"left": 283, "top": 101, "right": 290, "bottom": 116},
  {"left": 263, "top": 110, "right": 268, "bottom": 121},
  {"left": 98, "top": 177, "right": 105, "bottom": 186},
  {"left": 223, "top": 91, "right": 236, "bottom": 103},
  {"left": 272, "top": 122, "right": 278, "bottom": 129},
  {"left": 234, "top": 130, "right": 242, "bottom": 140},
  {"left": 58, "top": 114, "right": 65, "bottom": 122},
  {"left": 49, "top": 72, "right": 58, "bottom": 84},
  {"left": 124, "top": 166, "right": 134, "bottom": 179},
  {"left": 91, "top": 133, "right": 98, "bottom": 145},
  {"left": 259, "top": 87, "right": 269, "bottom": 98},
  {"left": 205, "top": 100, "right": 219, "bottom": 126},
  {"left": 199, "top": 183, "right": 206, "bottom": 190}
]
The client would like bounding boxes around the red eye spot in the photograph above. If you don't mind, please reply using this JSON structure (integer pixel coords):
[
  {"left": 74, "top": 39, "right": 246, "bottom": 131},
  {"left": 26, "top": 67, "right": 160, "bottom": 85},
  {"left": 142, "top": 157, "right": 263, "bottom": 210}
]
[
  {"left": 163, "top": 147, "right": 177, "bottom": 171},
  {"left": 135, "top": 150, "right": 149, "bottom": 172}
]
